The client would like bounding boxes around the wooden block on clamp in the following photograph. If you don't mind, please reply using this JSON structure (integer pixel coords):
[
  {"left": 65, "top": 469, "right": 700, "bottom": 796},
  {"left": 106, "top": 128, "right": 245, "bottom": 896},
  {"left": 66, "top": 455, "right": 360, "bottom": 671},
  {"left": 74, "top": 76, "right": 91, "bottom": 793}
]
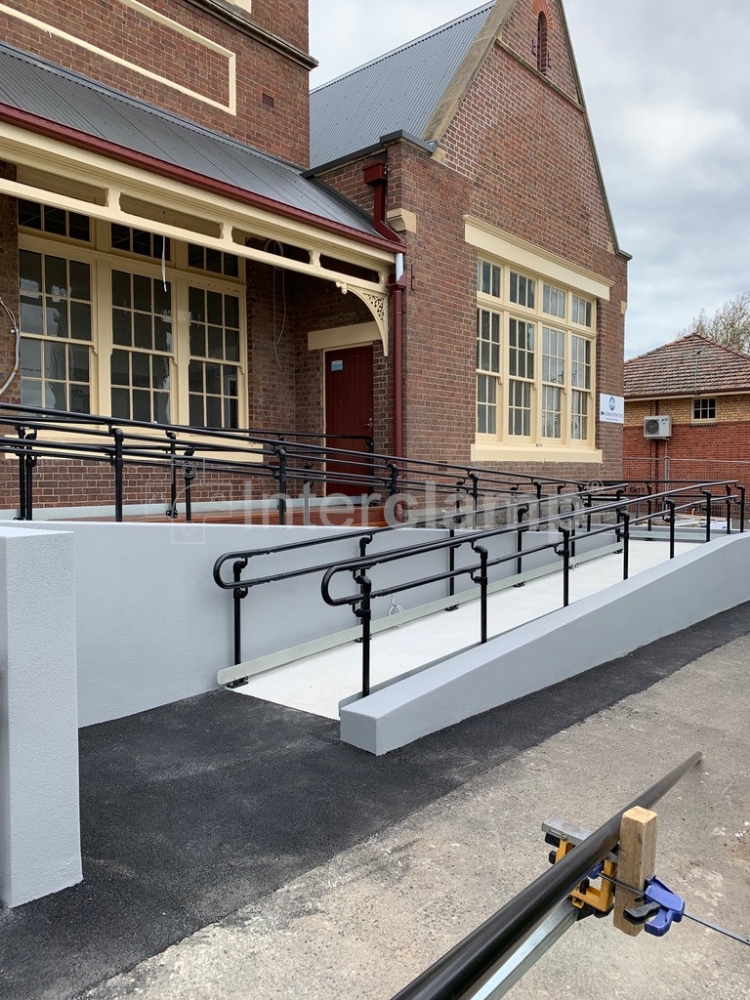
[{"left": 613, "top": 806, "right": 658, "bottom": 936}]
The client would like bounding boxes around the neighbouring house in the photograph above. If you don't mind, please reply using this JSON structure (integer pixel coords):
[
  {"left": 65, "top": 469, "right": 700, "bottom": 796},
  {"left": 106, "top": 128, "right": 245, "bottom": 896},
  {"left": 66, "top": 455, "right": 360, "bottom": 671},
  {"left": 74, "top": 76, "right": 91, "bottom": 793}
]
[
  {"left": 310, "top": 0, "right": 629, "bottom": 481},
  {"left": 0, "top": 0, "right": 629, "bottom": 516},
  {"left": 624, "top": 332, "right": 750, "bottom": 489}
]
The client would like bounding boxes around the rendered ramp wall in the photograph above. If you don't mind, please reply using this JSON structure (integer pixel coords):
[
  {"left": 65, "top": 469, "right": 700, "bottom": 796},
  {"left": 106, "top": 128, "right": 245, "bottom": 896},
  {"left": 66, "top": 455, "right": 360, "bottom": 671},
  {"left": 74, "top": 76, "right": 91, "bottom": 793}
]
[{"left": 340, "top": 533, "right": 750, "bottom": 755}]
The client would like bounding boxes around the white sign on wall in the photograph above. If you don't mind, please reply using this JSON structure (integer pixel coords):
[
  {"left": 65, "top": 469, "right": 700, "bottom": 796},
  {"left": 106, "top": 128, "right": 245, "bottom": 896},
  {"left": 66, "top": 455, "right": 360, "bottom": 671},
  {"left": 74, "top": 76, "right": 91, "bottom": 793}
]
[{"left": 599, "top": 393, "right": 625, "bottom": 425}]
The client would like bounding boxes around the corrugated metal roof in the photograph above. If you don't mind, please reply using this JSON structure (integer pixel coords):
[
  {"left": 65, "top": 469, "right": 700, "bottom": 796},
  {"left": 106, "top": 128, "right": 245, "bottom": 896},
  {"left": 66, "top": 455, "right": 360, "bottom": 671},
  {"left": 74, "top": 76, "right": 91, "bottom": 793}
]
[
  {"left": 625, "top": 333, "right": 750, "bottom": 398},
  {"left": 0, "top": 42, "right": 380, "bottom": 239},
  {"left": 310, "top": 3, "right": 494, "bottom": 168}
]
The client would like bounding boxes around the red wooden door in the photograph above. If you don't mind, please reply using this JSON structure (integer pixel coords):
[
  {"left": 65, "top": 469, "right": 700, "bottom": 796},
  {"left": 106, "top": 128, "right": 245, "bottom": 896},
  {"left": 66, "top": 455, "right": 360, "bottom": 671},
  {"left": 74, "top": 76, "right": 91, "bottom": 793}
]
[{"left": 325, "top": 345, "right": 374, "bottom": 496}]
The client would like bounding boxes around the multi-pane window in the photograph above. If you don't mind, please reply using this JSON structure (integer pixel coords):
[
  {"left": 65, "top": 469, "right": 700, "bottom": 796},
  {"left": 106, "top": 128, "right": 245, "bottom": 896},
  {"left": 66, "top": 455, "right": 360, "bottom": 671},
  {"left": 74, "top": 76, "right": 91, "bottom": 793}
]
[
  {"left": 477, "top": 260, "right": 501, "bottom": 298},
  {"left": 508, "top": 319, "right": 534, "bottom": 436},
  {"left": 18, "top": 201, "right": 90, "bottom": 242},
  {"left": 509, "top": 271, "right": 536, "bottom": 309},
  {"left": 693, "top": 398, "right": 716, "bottom": 421},
  {"left": 111, "top": 271, "right": 172, "bottom": 422},
  {"left": 542, "top": 327, "right": 565, "bottom": 438},
  {"left": 476, "top": 308, "right": 500, "bottom": 434},
  {"left": 18, "top": 206, "right": 247, "bottom": 427},
  {"left": 188, "top": 287, "right": 241, "bottom": 429},
  {"left": 19, "top": 249, "right": 92, "bottom": 412},
  {"left": 188, "top": 244, "right": 240, "bottom": 278},
  {"left": 571, "top": 294, "right": 593, "bottom": 328},
  {"left": 111, "top": 224, "right": 171, "bottom": 262},
  {"left": 474, "top": 255, "right": 597, "bottom": 450},
  {"left": 542, "top": 284, "right": 566, "bottom": 319},
  {"left": 570, "top": 335, "right": 592, "bottom": 440}
]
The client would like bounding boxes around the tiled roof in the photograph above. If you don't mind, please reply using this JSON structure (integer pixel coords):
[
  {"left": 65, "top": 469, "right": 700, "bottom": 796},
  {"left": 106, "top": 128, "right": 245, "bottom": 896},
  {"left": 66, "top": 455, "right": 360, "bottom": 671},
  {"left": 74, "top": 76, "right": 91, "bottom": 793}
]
[
  {"left": 309, "top": 3, "right": 494, "bottom": 168},
  {"left": 624, "top": 333, "right": 750, "bottom": 398},
  {"left": 0, "top": 42, "right": 380, "bottom": 239}
]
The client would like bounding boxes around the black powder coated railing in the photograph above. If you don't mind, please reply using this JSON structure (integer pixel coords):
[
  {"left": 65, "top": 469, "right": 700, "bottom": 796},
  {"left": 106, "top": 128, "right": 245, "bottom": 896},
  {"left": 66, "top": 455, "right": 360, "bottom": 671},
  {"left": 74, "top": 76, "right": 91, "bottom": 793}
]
[
  {"left": 0, "top": 401, "right": 594, "bottom": 523},
  {"left": 318, "top": 482, "right": 744, "bottom": 697},
  {"left": 214, "top": 481, "right": 745, "bottom": 693},
  {"left": 389, "top": 752, "right": 703, "bottom": 1000}
]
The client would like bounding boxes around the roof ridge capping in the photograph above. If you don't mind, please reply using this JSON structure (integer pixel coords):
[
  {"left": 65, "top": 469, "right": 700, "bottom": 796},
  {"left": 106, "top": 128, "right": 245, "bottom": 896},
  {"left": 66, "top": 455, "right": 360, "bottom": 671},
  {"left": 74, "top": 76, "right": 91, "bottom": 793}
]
[
  {"left": 626, "top": 331, "right": 750, "bottom": 366},
  {"left": 310, "top": 1, "right": 495, "bottom": 94}
]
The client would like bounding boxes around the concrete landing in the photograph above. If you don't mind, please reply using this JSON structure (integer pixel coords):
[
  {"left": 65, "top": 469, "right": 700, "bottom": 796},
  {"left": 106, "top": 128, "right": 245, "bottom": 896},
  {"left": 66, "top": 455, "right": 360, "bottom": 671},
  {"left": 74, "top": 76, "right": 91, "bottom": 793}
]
[{"left": 233, "top": 539, "right": 695, "bottom": 718}]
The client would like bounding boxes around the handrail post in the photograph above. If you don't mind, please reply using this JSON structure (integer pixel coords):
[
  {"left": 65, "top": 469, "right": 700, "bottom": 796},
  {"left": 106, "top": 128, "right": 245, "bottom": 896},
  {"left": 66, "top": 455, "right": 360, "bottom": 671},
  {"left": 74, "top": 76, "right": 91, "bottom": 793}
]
[
  {"left": 275, "top": 447, "right": 287, "bottom": 525},
  {"left": 515, "top": 505, "right": 527, "bottom": 583},
  {"left": 472, "top": 544, "right": 489, "bottom": 644},
  {"left": 359, "top": 533, "right": 373, "bottom": 559},
  {"left": 166, "top": 431, "right": 178, "bottom": 519},
  {"left": 112, "top": 427, "right": 124, "bottom": 523},
  {"left": 646, "top": 482, "right": 653, "bottom": 533},
  {"left": 447, "top": 527, "right": 458, "bottom": 609},
  {"left": 470, "top": 473, "right": 479, "bottom": 530},
  {"left": 388, "top": 462, "right": 400, "bottom": 497},
  {"left": 666, "top": 497, "right": 676, "bottom": 558},
  {"left": 622, "top": 510, "right": 630, "bottom": 580},
  {"left": 355, "top": 573, "right": 373, "bottom": 697},
  {"left": 725, "top": 486, "right": 732, "bottom": 535},
  {"left": 561, "top": 528, "right": 570, "bottom": 607},
  {"left": 20, "top": 427, "right": 37, "bottom": 521},
  {"left": 16, "top": 425, "right": 26, "bottom": 520},
  {"left": 232, "top": 558, "right": 249, "bottom": 665},
  {"left": 584, "top": 490, "right": 593, "bottom": 534},
  {"left": 740, "top": 485, "right": 746, "bottom": 534},
  {"left": 183, "top": 447, "right": 195, "bottom": 523},
  {"left": 702, "top": 489, "right": 712, "bottom": 543}
]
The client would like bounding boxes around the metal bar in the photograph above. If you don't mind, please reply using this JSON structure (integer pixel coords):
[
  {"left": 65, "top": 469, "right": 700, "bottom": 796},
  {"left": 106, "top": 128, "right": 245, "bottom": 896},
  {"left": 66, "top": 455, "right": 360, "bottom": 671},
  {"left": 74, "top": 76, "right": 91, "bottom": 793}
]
[
  {"left": 740, "top": 486, "right": 746, "bottom": 534},
  {"left": 467, "top": 901, "right": 578, "bottom": 1000},
  {"left": 16, "top": 426, "right": 26, "bottom": 520},
  {"left": 515, "top": 507, "right": 526, "bottom": 580},
  {"left": 666, "top": 498, "right": 676, "bottom": 559},
  {"left": 356, "top": 574, "right": 372, "bottom": 697},
  {"left": 24, "top": 445, "right": 34, "bottom": 521},
  {"left": 561, "top": 529, "right": 570, "bottom": 608},
  {"left": 112, "top": 428, "right": 124, "bottom": 523},
  {"left": 448, "top": 528, "right": 456, "bottom": 605},
  {"left": 276, "top": 448, "right": 287, "bottom": 526},
  {"left": 184, "top": 449, "right": 195, "bottom": 523},
  {"left": 622, "top": 511, "right": 630, "bottom": 580},
  {"left": 703, "top": 490, "right": 712, "bottom": 543},
  {"left": 390, "top": 752, "right": 702, "bottom": 1000},
  {"left": 473, "top": 545, "right": 489, "bottom": 644},
  {"left": 232, "top": 558, "right": 249, "bottom": 666}
]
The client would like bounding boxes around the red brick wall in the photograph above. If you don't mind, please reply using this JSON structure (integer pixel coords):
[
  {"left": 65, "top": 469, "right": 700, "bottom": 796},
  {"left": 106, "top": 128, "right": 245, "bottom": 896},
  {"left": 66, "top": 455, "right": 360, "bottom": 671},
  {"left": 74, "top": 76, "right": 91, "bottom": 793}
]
[
  {"left": 317, "top": 0, "right": 628, "bottom": 483},
  {"left": 501, "top": 0, "right": 580, "bottom": 105},
  {"left": 624, "top": 420, "right": 750, "bottom": 491},
  {"left": 0, "top": 0, "right": 311, "bottom": 165}
]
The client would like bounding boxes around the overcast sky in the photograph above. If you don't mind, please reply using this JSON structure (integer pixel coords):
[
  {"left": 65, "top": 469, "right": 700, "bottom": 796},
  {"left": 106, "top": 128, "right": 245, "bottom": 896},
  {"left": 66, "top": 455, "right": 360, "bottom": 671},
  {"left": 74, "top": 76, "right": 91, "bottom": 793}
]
[{"left": 309, "top": 0, "right": 750, "bottom": 358}]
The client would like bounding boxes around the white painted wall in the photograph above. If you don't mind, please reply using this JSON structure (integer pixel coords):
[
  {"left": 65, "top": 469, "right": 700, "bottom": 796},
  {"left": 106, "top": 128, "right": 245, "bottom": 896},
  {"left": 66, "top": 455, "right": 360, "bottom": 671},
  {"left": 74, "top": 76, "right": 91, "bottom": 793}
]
[
  {"left": 13, "top": 520, "right": 602, "bottom": 727},
  {"left": 0, "top": 526, "right": 81, "bottom": 907}
]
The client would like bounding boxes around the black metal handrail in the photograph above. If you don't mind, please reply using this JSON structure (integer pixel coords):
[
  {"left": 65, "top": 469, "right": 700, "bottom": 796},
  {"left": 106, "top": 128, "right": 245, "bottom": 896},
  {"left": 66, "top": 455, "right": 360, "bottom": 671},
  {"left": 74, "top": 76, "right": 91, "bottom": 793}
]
[
  {"left": 0, "top": 401, "right": 599, "bottom": 523},
  {"left": 317, "top": 482, "right": 744, "bottom": 695},
  {"left": 390, "top": 752, "right": 702, "bottom": 1000},
  {"left": 212, "top": 480, "right": 744, "bottom": 689}
]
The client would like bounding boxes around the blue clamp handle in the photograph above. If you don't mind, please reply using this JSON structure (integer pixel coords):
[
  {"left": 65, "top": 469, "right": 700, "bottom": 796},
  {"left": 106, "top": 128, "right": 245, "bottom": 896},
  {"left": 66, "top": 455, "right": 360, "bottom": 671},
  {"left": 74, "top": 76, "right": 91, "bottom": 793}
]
[{"left": 625, "top": 877, "right": 685, "bottom": 937}]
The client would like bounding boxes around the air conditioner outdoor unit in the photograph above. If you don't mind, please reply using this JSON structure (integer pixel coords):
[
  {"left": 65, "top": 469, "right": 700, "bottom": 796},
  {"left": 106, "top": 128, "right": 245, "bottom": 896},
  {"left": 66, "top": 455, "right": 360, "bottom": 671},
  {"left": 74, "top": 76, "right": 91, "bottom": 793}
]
[{"left": 643, "top": 415, "right": 672, "bottom": 439}]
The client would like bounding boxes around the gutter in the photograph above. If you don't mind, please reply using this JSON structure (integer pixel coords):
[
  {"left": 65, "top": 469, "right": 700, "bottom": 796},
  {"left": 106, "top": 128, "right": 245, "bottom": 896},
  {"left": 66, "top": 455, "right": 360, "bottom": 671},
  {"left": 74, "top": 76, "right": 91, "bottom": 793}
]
[{"left": 0, "top": 103, "right": 405, "bottom": 255}]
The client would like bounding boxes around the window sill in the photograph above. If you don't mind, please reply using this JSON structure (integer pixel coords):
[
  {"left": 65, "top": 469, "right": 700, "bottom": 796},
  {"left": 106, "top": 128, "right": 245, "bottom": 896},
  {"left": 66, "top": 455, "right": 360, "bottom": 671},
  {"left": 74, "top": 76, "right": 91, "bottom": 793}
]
[{"left": 470, "top": 442, "right": 603, "bottom": 465}]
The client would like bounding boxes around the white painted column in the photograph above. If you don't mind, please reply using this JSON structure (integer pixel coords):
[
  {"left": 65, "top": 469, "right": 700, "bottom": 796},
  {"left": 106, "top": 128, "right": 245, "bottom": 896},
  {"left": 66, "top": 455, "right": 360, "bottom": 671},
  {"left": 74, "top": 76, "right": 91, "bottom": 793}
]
[{"left": 0, "top": 526, "right": 82, "bottom": 908}]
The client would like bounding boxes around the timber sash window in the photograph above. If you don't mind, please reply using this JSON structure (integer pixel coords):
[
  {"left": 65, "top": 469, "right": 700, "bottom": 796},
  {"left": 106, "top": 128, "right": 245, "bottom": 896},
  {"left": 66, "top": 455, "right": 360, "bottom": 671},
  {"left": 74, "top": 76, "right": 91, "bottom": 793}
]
[
  {"left": 18, "top": 207, "right": 247, "bottom": 427},
  {"left": 475, "top": 256, "right": 597, "bottom": 453},
  {"left": 111, "top": 271, "right": 173, "bottom": 422},
  {"left": 188, "top": 287, "right": 241, "bottom": 429},
  {"left": 19, "top": 249, "right": 93, "bottom": 413}
]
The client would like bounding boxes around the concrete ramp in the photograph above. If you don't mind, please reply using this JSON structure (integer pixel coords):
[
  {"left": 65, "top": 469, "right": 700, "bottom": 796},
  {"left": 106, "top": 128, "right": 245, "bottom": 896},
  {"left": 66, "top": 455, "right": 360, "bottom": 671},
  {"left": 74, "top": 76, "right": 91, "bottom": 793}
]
[{"left": 340, "top": 532, "right": 750, "bottom": 755}]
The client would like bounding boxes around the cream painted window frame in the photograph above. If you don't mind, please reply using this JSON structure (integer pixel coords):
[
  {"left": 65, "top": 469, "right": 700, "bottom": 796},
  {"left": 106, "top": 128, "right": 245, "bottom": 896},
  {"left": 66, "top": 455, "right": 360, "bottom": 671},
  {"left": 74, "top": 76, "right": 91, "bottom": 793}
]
[
  {"left": 473, "top": 259, "right": 600, "bottom": 463},
  {"left": 18, "top": 218, "right": 248, "bottom": 432}
]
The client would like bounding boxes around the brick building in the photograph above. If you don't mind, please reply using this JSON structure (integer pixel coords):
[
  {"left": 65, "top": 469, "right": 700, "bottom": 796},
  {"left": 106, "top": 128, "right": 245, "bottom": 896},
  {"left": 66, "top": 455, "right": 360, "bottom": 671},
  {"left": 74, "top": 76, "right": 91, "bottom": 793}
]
[
  {"left": 0, "top": 0, "right": 628, "bottom": 515},
  {"left": 310, "top": 0, "right": 629, "bottom": 481},
  {"left": 624, "top": 332, "right": 750, "bottom": 489}
]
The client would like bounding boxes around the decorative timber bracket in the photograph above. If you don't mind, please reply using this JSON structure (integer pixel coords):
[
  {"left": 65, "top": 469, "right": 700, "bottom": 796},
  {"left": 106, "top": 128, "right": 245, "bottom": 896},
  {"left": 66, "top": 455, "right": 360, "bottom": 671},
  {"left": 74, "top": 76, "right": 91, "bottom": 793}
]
[{"left": 336, "top": 282, "right": 389, "bottom": 356}]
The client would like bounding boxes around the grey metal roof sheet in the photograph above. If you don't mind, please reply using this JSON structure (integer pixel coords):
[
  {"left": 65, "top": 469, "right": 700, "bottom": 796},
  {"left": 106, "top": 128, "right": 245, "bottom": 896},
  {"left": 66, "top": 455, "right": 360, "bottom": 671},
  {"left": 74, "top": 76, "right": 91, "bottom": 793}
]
[
  {"left": 310, "top": 3, "right": 494, "bottom": 169},
  {"left": 0, "top": 42, "right": 380, "bottom": 239}
]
